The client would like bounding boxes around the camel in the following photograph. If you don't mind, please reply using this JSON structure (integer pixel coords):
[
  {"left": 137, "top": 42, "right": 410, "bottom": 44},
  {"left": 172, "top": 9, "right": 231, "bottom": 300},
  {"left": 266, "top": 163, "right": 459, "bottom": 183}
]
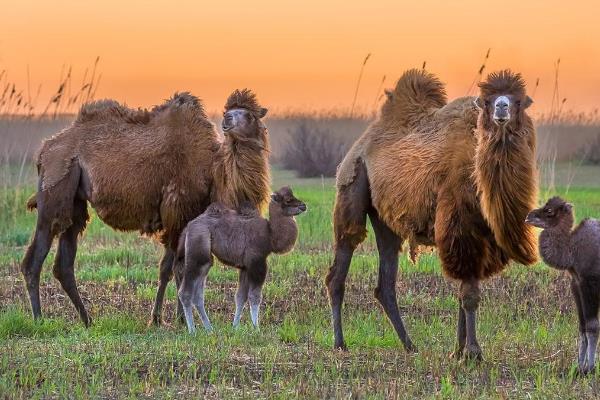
[
  {"left": 327, "top": 69, "right": 538, "bottom": 360},
  {"left": 21, "top": 89, "right": 271, "bottom": 326},
  {"left": 526, "top": 197, "right": 600, "bottom": 374},
  {"left": 176, "top": 186, "right": 306, "bottom": 333}
]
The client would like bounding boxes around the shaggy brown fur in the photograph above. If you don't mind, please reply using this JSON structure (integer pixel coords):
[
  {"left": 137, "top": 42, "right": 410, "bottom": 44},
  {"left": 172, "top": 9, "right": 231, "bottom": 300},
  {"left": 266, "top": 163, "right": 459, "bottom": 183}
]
[
  {"left": 326, "top": 69, "right": 538, "bottom": 360},
  {"left": 21, "top": 89, "right": 271, "bottom": 327},
  {"left": 211, "top": 89, "right": 271, "bottom": 213},
  {"left": 526, "top": 197, "right": 600, "bottom": 374},
  {"left": 176, "top": 187, "right": 306, "bottom": 333},
  {"left": 31, "top": 92, "right": 217, "bottom": 245}
]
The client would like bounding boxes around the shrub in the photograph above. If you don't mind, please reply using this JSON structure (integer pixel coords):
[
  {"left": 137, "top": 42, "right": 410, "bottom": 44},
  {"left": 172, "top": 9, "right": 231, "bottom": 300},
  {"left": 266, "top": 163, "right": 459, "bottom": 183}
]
[
  {"left": 577, "top": 132, "right": 600, "bottom": 165},
  {"left": 280, "top": 122, "right": 350, "bottom": 178}
]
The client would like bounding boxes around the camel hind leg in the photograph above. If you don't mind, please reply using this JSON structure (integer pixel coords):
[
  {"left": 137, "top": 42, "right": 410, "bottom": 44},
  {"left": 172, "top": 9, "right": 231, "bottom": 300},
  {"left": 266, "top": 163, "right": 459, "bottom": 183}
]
[
  {"left": 233, "top": 269, "right": 250, "bottom": 327},
  {"left": 21, "top": 162, "right": 81, "bottom": 321},
  {"left": 21, "top": 215, "right": 56, "bottom": 321},
  {"left": 369, "top": 211, "right": 416, "bottom": 352},
  {"left": 178, "top": 225, "right": 212, "bottom": 333},
  {"left": 52, "top": 196, "right": 91, "bottom": 326},
  {"left": 326, "top": 159, "right": 370, "bottom": 350},
  {"left": 149, "top": 247, "right": 175, "bottom": 326}
]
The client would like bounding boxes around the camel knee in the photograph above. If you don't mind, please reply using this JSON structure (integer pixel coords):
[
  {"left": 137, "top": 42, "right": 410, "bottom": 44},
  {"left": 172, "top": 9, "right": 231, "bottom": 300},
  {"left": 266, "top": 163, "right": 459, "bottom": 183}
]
[
  {"left": 178, "top": 288, "right": 193, "bottom": 306},
  {"left": 326, "top": 276, "right": 346, "bottom": 305},
  {"left": 459, "top": 280, "right": 481, "bottom": 312},
  {"left": 374, "top": 280, "right": 396, "bottom": 304},
  {"left": 159, "top": 265, "right": 173, "bottom": 283},
  {"left": 586, "top": 319, "right": 600, "bottom": 335},
  {"left": 248, "top": 287, "right": 262, "bottom": 305},
  {"left": 334, "top": 226, "right": 367, "bottom": 250}
]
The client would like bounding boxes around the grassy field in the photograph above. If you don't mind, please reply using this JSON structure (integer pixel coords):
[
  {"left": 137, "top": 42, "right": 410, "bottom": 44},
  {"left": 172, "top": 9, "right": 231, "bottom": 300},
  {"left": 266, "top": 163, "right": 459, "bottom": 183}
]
[{"left": 2, "top": 167, "right": 600, "bottom": 399}]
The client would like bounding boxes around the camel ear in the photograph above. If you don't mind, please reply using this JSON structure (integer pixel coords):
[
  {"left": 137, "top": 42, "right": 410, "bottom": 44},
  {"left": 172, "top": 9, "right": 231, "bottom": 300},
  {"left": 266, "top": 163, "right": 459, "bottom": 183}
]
[
  {"left": 474, "top": 97, "right": 484, "bottom": 110},
  {"left": 271, "top": 193, "right": 282, "bottom": 203},
  {"left": 258, "top": 107, "right": 268, "bottom": 118},
  {"left": 564, "top": 202, "right": 573, "bottom": 211},
  {"left": 523, "top": 96, "right": 533, "bottom": 109},
  {"left": 384, "top": 89, "right": 393, "bottom": 100}
]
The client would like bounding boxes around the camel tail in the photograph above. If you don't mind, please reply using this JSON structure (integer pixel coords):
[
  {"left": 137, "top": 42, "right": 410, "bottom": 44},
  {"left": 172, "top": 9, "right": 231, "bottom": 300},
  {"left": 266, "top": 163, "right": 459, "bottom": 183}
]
[
  {"left": 26, "top": 194, "right": 37, "bottom": 211},
  {"left": 393, "top": 69, "right": 448, "bottom": 121}
]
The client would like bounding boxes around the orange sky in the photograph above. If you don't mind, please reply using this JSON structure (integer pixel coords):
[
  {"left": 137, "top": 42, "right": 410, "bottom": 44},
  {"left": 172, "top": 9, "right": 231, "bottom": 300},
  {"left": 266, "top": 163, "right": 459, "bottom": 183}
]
[{"left": 1, "top": 0, "right": 599, "bottom": 114}]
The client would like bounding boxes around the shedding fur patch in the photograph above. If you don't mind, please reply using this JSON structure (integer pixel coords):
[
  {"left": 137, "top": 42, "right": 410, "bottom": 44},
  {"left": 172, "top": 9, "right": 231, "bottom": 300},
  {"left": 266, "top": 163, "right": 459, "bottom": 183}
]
[
  {"left": 336, "top": 140, "right": 367, "bottom": 188},
  {"left": 37, "top": 138, "right": 77, "bottom": 191}
]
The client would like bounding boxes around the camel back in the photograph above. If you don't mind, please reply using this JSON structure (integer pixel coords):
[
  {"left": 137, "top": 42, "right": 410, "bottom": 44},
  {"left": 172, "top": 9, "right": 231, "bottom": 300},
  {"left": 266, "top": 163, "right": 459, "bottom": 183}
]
[{"left": 36, "top": 93, "right": 219, "bottom": 246}]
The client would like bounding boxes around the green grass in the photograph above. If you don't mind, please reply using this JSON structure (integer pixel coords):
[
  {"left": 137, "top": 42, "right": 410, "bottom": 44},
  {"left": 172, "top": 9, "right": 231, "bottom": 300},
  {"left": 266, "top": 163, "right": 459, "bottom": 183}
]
[{"left": 2, "top": 167, "right": 600, "bottom": 398}]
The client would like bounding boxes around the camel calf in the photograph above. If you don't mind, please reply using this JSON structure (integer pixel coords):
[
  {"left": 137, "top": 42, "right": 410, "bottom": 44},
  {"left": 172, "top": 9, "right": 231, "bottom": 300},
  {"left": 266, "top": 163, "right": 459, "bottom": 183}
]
[
  {"left": 176, "top": 186, "right": 306, "bottom": 333},
  {"left": 526, "top": 197, "right": 600, "bottom": 375}
]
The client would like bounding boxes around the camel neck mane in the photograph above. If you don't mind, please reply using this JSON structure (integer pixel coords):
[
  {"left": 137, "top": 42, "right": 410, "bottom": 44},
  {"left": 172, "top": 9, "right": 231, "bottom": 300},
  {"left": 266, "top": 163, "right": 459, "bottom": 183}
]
[
  {"left": 212, "top": 134, "right": 271, "bottom": 214},
  {"left": 473, "top": 116, "right": 538, "bottom": 265}
]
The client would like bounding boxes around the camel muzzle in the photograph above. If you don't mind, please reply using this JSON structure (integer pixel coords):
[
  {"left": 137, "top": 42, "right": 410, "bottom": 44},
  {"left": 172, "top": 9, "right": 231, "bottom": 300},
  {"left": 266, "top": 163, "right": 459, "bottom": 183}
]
[
  {"left": 493, "top": 96, "right": 510, "bottom": 125},
  {"left": 525, "top": 213, "right": 544, "bottom": 228}
]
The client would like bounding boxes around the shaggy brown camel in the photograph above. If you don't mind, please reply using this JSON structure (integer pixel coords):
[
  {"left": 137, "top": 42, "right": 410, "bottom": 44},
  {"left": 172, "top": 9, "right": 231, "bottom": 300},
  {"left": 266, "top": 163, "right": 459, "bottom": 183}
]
[
  {"left": 526, "top": 197, "right": 600, "bottom": 374},
  {"left": 152, "top": 89, "right": 271, "bottom": 325},
  {"left": 22, "top": 89, "right": 271, "bottom": 326},
  {"left": 327, "top": 69, "right": 538, "bottom": 360},
  {"left": 176, "top": 186, "right": 306, "bottom": 333}
]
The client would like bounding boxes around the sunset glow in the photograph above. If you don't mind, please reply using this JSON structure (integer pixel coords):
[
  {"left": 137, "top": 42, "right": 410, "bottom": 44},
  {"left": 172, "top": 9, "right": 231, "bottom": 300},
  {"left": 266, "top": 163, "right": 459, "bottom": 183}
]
[{"left": 2, "top": 0, "right": 599, "bottom": 114}]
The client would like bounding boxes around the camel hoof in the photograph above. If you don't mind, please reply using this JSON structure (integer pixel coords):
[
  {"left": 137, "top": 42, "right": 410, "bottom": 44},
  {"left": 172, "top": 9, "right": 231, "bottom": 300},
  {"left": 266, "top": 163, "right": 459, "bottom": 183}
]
[
  {"left": 334, "top": 342, "right": 348, "bottom": 352},
  {"left": 404, "top": 342, "right": 418, "bottom": 354},
  {"left": 462, "top": 345, "right": 483, "bottom": 362},
  {"left": 83, "top": 315, "right": 93, "bottom": 328},
  {"left": 450, "top": 348, "right": 464, "bottom": 359},
  {"left": 578, "top": 363, "right": 595, "bottom": 376}
]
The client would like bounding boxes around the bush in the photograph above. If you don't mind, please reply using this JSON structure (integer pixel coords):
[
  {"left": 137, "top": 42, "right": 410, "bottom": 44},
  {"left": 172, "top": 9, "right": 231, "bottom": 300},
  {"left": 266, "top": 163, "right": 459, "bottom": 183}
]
[
  {"left": 577, "top": 132, "right": 600, "bottom": 165},
  {"left": 280, "top": 122, "right": 351, "bottom": 178}
]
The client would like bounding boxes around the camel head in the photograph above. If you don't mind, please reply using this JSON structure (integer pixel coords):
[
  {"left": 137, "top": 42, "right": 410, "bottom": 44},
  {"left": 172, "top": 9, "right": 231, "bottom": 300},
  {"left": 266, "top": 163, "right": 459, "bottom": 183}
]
[
  {"left": 223, "top": 88, "right": 268, "bottom": 143},
  {"left": 525, "top": 197, "right": 573, "bottom": 229},
  {"left": 270, "top": 186, "right": 307, "bottom": 217},
  {"left": 475, "top": 70, "right": 533, "bottom": 131}
]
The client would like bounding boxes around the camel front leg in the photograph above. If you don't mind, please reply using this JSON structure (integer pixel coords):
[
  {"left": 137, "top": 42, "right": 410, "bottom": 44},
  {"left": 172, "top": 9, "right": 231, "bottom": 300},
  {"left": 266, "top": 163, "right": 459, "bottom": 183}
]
[
  {"left": 579, "top": 279, "right": 600, "bottom": 375},
  {"left": 460, "top": 278, "right": 483, "bottom": 361},
  {"left": 571, "top": 278, "right": 588, "bottom": 371},
  {"left": 247, "top": 260, "right": 267, "bottom": 329},
  {"left": 150, "top": 247, "right": 174, "bottom": 326},
  {"left": 233, "top": 270, "right": 249, "bottom": 328},
  {"left": 451, "top": 302, "right": 466, "bottom": 359}
]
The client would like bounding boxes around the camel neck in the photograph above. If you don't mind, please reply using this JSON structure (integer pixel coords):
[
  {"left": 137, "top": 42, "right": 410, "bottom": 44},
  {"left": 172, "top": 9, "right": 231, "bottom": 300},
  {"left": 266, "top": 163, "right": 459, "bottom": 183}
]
[
  {"left": 213, "top": 135, "right": 271, "bottom": 213},
  {"left": 268, "top": 204, "right": 299, "bottom": 254},
  {"left": 539, "top": 221, "right": 574, "bottom": 270},
  {"left": 473, "top": 117, "right": 538, "bottom": 265}
]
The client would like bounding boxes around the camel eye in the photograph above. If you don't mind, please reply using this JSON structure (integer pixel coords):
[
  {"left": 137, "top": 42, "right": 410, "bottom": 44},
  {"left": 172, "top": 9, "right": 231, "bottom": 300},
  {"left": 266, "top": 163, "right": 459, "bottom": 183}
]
[{"left": 545, "top": 208, "right": 554, "bottom": 216}]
